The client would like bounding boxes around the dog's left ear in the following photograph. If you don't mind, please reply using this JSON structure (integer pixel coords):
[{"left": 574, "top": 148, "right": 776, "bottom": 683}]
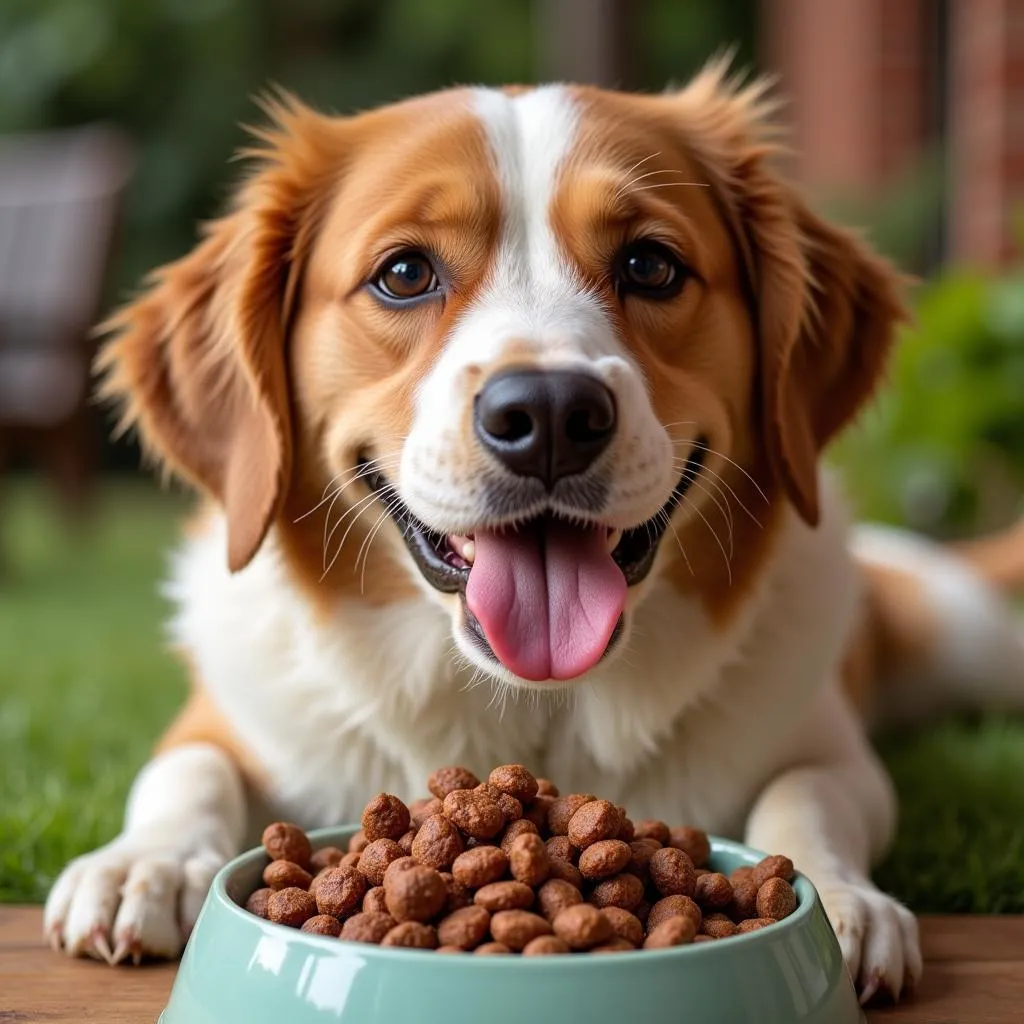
[{"left": 672, "top": 60, "right": 907, "bottom": 525}]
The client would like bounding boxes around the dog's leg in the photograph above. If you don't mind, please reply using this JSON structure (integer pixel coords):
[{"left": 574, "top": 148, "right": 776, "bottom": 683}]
[
  {"left": 44, "top": 743, "right": 245, "bottom": 964},
  {"left": 744, "top": 688, "right": 921, "bottom": 1003}
]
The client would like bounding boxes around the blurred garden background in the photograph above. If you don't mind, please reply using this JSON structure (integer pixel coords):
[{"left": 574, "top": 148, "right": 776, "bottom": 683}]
[{"left": 2, "top": 0, "right": 1024, "bottom": 912}]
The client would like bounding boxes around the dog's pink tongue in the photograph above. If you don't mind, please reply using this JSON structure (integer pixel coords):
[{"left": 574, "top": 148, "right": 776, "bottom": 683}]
[{"left": 466, "top": 521, "right": 626, "bottom": 681}]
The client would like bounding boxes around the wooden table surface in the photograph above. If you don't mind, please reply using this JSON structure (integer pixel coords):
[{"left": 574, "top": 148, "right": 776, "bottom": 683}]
[{"left": 3, "top": 906, "right": 1023, "bottom": 1022}]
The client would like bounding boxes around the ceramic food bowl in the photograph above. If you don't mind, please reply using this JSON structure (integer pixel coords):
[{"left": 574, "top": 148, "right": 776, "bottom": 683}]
[{"left": 160, "top": 826, "right": 862, "bottom": 1024}]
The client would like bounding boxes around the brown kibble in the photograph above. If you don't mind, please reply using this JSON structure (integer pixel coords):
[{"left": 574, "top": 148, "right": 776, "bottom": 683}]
[
  {"left": 382, "top": 856, "right": 419, "bottom": 887},
  {"left": 647, "top": 895, "right": 702, "bottom": 933},
  {"left": 693, "top": 934, "right": 715, "bottom": 943},
  {"left": 384, "top": 864, "right": 447, "bottom": 923},
  {"left": 546, "top": 835, "right": 578, "bottom": 864},
  {"left": 508, "top": 832, "right": 550, "bottom": 887},
  {"left": 500, "top": 818, "right": 540, "bottom": 857},
  {"left": 474, "top": 942, "right": 511, "bottom": 955},
  {"left": 363, "top": 886, "right": 388, "bottom": 914},
  {"left": 552, "top": 903, "right": 613, "bottom": 950},
  {"left": 347, "top": 831, "right": 369, "bottom": 854},
  {"left": 490, "top": 910, "right": 552, "bottom": 951},
  {"left": 616, "top": 814, "right": 635, "bottom": 842},
  {"left": 738, "top": 918, "right": 775, "bottom": 933},
  {"left": 547, "top": 794, "right": 595, "bottom": 835},
  {"left": 452, "top": 846, "right": 508, "bottom": 888},
  {"left": 437, "top": 906, "right": 491, "bottom": 950},
  {"left": 756, "top": 877, "right": 797, "bottom": 920},
  {"left": 649, "top": 846, "right": 696, "bottom": 897},
  {"left": 341, "top": 911, "right": 396, "bottom": 944},
  {"left": 601, "top": 907, "right": 644, "bottom": 947},
  {"left": 627, "top": 838, "right": 661, "bottom": 881},
  {"left": 428, "top": 766, "right": 481, "bottom": 800},
  {"left": 535, "top": 778, "right": 559, "bottom": 798},
  {"left": 547, "top": 859, "right": 585, "bottom": 890},
  {"left": 522, "top": 935, "right": 570, "bottom": 956},
  {"left": 310, "top": 846, "right": 345, "bottom": 872},
  {"left": 634, "top": 900, "right": 651, "bottom": 927},
  {"left": 730, "top": 879, "right": 760, "bottom": 921},
  {"left": 589, "top": 872, "right": 645, "bottom": 911},
  {"left": 730, "top": 865, "right": 754, "bottom": 884},
  {"left": 340, "top": 852, "right": 362, "bottom": 871},
  {"left": 633, "top": 820, "right": 671, "bottom": 845},
  {"left": 752, "top": 855, "right": 795, "bottom": 888},
  {"left": 488, "top": 764, "right": 539, "bottom": 803},
  {"left": 358, "top": 838, "right": 404, "bottom": 887},
  {"left": 702, "top": 913, "right": 739, "bottom": 938},
  {"left": 694, "top": 868, "right": 710, "bottom": 879},
  {"left": 443, "top": 789, "right": 504, "bottom": 839},
  {"left": 591, "top": 938, "right": 636, "bottom": 953},
  {"left": 268, "top": 887, "right": 317, "bottom": 928},
  {"left": 477, "top": 783, "right": 523, "bottom": 824},
  {"left": 667, "top": 827, "right": 711, "bottom": 868},
  {"left": 567, "top": 800, "right": 620, "bottom": 849},
  {"left": 644, "top": 916, "right": 697, "bottom": 948},
  {"left": 474, "top": 881, "right": 535, "bottom": 912},
  {"left": 695, "top": 872, "right": 733, "bottom": 909},
  {"left": 523, "top": 795, "right": 556, "bottom": 830},
  {"left": 536, "top": 878, "right": 583, "bottom": 922},
  {"left": 381, "top": 922, "right": 438, "bottom": 949},
  {"left": 440, "top": 872, "right": 473, "bottom": 914},
  {"left": 409, "top": 797, "right": 444, "bottom": 829},
  {"left": 362, "top": 794, "right": 411, "bottom": 843},
  {"left": 309, "top": 867, "right": 331, "bottom": 900},
  {"left": 262, "top": 823, "right": 312, "bottom": 869},
  {"left": 315, "top": 866, "right": 368, "bottom": 919},
  {"left": 397, "top": 830, "right": 416, "bottom": 856},
  {"left": 301, "top": 914, "right": 342, "bottom": 937},
  {"left": 578, "top": 839, "right": 631, "bottom": 880},
  {"left": 437, "top": 945, "right": 464, "bottom": 954},
  {"left": 245, "top": 887, "right": 272, "bottom": 919},
  {"left": 411, "top": 814, "right": 465, "bottom": 870},
  {"left": 263, "top": 860, "right": 313, "bottom": 891}
]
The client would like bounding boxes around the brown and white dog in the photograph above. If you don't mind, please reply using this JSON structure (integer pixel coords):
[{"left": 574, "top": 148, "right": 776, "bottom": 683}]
[{"left": 44, "top": 63, "right": 1024, "bottom": 1001}]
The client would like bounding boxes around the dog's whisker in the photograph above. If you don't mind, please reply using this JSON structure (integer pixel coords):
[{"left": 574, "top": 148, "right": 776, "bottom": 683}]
[
  {"left": 679, "top": 492, "right": 732, "bottom": 586},
  {"left": 295, "top": 454, "right": 403, "bottom": 523},
  {"left": 687, "top": 476, "right": 734, "bottom": 559},
  {"left": 668, "top": 441, "right": 771, "bottom": 506},
  {"left": 323, "top": 487, "right": 389, "bottom": 571},
  {"left": 628, "top": 181, "right": 711, "bottom": 194},
  {"left": 356, "top": 494, "right": 405, "bottom": 591}
]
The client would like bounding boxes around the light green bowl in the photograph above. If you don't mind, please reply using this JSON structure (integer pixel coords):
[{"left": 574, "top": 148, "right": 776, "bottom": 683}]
[{"left": 161, "top": 826, "right": 862, "bottom": 1024}]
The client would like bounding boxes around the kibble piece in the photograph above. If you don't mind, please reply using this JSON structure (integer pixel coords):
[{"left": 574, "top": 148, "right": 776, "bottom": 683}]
[
  {"left": 340, "top": 852, "right": 362, "bottom": 871},
  {"left": 547, "top": 794, "right": 595, "bottom": 836},
  {"left": 591, "top": 938, "right": 636, "bottom": 953},
  {"left": 634, "top": 900, "right": 651, "bottom": 927},
  {"left": 552, "top": 903, "right": 613, "bottom": 950},
  {"left": 578, "top": 839, "right": 631, "bottom": 880},
  {"left": 567, "top": 800, "right": 621, "bottom": 849},
  {"left": 500, "top": 818, "right": 540, "bottom": 857},
  {"left": 440, "top": 871, "right": 473, "bottom": 914},
  {"left": 409, "top": 797, "right": 444, "bottom": 829},
  {"left": 730, "top": 865, "right": 754, "bottom": 884},
  {"left": 362, "top": 794, "right": 411, "bottom": 843},
  {"left": 363, "top": 886, "right": 389, "bottom": 914},
  {"left": 649, "top": 846, "right": 697, "bottom": 898},
  {"left": 524, "top": 795, "right": 556, "bottom": 830},
  {"left": 382, "top": 857, "right": 419, "bottom": 887},
  {"left": 309, "top": 867, "right": 332, "bottom": 900},
  {"left": 268, "top": 887, "right": 317, "bottom": 928},
  {"left": 589, "top": 872, "right": 645, "bottom": 911},
  {"left": 695, "top": 872, "right": 734, "bottom": 909},
  {"left": 397, "top": 831, "right": 416, "bottom": 856},
  {"left": 738, "top": 918, "right": 775, "bottom": 933},
  {"left": 634, "top": 820, "right": 671, "bottom": 845},
  {"left": 647, "top": 895, "right": 702, "bottom": 933},
  {"left": 488, "top": 764, "right": 539, "bottom": 803},
  {"left": 384, "top": 864, "right": 447, "bottom": 923},
  {"left": 310, "top": 846, "right": 345, "bottom": 872},
  {"left": 474, "top": 881, "right": 535, "bottom": 912},
  {"left": 437, "top": 945, "right": 464, "bottom": 954},
  {"left": 490, "top": 910, "right": 552, "bottom": 951},
  {"left": 474, "top": 942, "right": 511, "bottom": 955},
  {"left": 601, "top": 907, "right": 644, "bottom": 947},
  {"left": 381, "top": 922, "right": 438, "bottom": 949},
  {"left": 348, "top": 830, "right": 369, "bottom": 854},
  {"left": 756, "top": 877, "right": 797, "bottom": 921},
  {"left": 437, "top": 906, "right": 492, "bottom": 950},
  {"left": 315, "top": 866, "right": 368, "bottom": 919},
  {"left": 477, "top": 784, "right": 523, "bottom": 824},
  {"left": 535, "top": 777, "right": 559, "bottom": 798},
  {"left": 627, "top": 838, "right": 662, "bottom": 881},
  {"left": 644, "top": 916, "right": 697, "bottom": 948},
  {"left": 616, "top": 814, "right": 635, "bottom": 842},
  {"left": 702, "top": 913, "right": 740, "bottom": 938},
  {"left": 508, "top": 832, "right": 550, "bottom": 887},
  {"left": 301, "top": 914, "right": 342, "bottom": 937},
  {"left": 522, "top": 935, "right": 570, "bottom": 956},
  {"left": 428, "top": 766, "right": 481, "bottom": 800},
  {"left": 730, "top": 879, "right": 760, "bottom": 921},
  {"left": 547, "top": 859, "right": 585, "bottom": 890},
  {"left": 411, "top": 814, "right": 465, "bottom": 870},
  {"left": 263, "top": 860, "right": 313, "bottom": 891},
  {"left": 452, "top": 846, "right": 509, "bottom": 889},
  {"left": 442, "top": 789, "right": 504, "bottom": 839},
  {"left": 546, "top": 836, "right": 578, "bottom": 865},
  {"left": 341, "top": 911, "right": 397, "bottom": 944},
  {"left": 245, "top": 887, "right": 272, "bottom": 919},
  {"left": 262, "top": 823, "right": 312, "bottom": 869},
  {"left": 358, "top": 838, "right": 405, "bottom": 887},
  {"left": 537, "top": 879, "right": 584, "bottom": 922},
  {"left": 752, "top": 855, "right": 795, "bottom": 888},
  {"left": 668, "top": 827, "right": 711, "bottom": 868},
  {"left": 693, "top": 934, "right": 715, "bottom": 944}
]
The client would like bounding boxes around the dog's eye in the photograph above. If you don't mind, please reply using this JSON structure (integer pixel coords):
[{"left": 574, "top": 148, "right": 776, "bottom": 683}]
[
  {"left": 616, "top": 242, "right": 687, "bottom": 299},
  {"left": 374, "top": 251, "right": 438, "bottom": 301}
]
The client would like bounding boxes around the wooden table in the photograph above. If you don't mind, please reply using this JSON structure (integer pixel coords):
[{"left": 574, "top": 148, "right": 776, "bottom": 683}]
[{"left": 3, "top": 906, "right": 1022, "bottom": 1022}]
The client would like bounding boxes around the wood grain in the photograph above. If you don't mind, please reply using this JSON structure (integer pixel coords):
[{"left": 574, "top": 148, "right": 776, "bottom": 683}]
[{"left": 2, "top": 906, "right": 1022, "bottom": 1022}]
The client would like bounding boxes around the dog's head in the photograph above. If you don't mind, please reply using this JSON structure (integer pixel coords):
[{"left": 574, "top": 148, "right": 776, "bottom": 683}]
[{"left": 101, "top": 62, "right": 903, "bottom": 686}]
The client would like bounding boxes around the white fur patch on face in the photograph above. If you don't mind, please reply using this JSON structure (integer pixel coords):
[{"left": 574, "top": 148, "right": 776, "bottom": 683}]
[{"left": 400, "top": 86, "right": 676, "bottom": 536}]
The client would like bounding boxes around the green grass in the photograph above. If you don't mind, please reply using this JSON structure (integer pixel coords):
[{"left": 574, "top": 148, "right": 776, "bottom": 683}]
[{"left": 2, "top": 480, "right": 1023, "bottom": 911}]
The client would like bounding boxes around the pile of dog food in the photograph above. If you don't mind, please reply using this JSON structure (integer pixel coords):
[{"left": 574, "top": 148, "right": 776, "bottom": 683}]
[{"left": 242, "top": 764, "right": 797, "bottom": 954}]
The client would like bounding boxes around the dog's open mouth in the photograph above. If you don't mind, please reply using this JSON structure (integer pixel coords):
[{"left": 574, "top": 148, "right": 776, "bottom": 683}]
[{"left": 357, "top": 440, "right": 706, "bottom": 681}]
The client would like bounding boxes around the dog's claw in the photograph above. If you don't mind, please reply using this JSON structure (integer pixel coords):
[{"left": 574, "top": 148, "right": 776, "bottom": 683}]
[
  {"left": 858, "top": 971, "right": 882, "bottom": 1006},
  {"left": 92, "top": 928, "right": 115, "bottom": 966},
  {"left": 48, "top": 924, "right": 63, "bottom": 952}
]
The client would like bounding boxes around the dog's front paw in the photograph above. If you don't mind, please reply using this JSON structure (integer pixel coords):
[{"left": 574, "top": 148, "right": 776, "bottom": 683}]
[
  {"left": 816, "top": 876, "right": 921, "bottom": 1003},
  {"left": 44, "top": 834, "right": 226, "bottom": 965}
]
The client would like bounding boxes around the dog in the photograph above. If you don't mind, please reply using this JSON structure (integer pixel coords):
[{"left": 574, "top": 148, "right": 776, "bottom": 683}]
[{"left": 43, "top": 62, "right": 1024, "bottom": 1002}]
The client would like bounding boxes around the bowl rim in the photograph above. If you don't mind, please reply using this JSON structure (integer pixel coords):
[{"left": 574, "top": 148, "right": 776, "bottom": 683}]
[{"left": 208, "top": 826, "right": 819, "bottom": 967}]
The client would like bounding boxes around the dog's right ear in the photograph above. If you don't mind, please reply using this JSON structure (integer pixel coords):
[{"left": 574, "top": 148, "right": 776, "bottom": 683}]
[{"left": 98, "top": 94, "right": 340, "bottom": 572}]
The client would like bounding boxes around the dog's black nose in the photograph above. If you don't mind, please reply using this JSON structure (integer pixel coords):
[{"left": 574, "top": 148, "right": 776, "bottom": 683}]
[{"left": 474, "top": 369, "right": 616, "bottom": 487}]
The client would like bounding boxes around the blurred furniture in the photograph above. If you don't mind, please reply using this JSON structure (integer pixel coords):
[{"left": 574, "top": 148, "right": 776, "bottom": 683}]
[{"left": 0, "top": 124, "right": 133, "bottom": 523}]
